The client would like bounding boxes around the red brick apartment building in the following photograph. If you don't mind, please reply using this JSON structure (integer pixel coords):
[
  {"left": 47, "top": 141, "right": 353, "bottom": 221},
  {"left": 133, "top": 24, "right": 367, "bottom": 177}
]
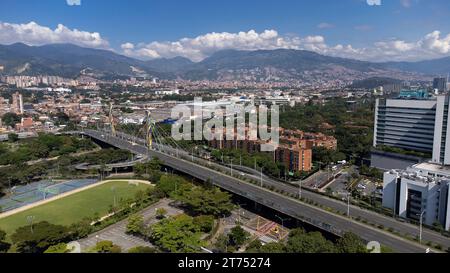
[{"left": 209, "top": 127, "right": 337, "bottom": 173}]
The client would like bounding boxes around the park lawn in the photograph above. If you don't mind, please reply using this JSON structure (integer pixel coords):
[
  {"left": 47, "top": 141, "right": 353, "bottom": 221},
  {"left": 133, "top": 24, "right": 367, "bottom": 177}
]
[{"left": 0, "top": 180, "right": 151, "bottom": 237}]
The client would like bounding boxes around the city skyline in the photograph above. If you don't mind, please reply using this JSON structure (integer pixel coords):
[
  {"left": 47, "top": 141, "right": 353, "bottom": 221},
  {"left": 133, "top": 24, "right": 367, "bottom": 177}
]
[
  {"left": 0, "top": 0, "right": 449, "bottom": 62},
  {"left": 2, "top": 0, "right": 450, "bottom": 258}
]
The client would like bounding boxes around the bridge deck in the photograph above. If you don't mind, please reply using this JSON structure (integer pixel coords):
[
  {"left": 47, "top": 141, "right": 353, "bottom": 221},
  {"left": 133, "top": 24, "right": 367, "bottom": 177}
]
[{"left": 79, "top": 129, "right": 441, "bottom": 253}]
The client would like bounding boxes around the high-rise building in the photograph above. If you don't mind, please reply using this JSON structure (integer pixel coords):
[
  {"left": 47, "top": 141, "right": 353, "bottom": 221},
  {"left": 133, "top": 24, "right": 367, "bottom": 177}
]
[
  {"left": 373, "top": 93, "right": 450, "bottom": 165},
  {"left": 382, "top": 163, "right": 450, "bottom": 231},
  {"left": 373, "top": 92, "right": 436, "bottom": 153},
  {"left": 433, "top": 77, "right": 448, "bottom": 92},
  {"left": 11, "top": 91, "right": 23, "bottom": 115}
]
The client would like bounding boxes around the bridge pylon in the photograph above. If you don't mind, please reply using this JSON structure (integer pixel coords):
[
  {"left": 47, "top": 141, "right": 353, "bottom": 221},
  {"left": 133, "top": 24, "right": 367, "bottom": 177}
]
[
  {"left": 145, "top": 110, "right": 154, "bottom": 150},
  {"left": 109, "top": 103, "right": 116, "bottom": 136}
]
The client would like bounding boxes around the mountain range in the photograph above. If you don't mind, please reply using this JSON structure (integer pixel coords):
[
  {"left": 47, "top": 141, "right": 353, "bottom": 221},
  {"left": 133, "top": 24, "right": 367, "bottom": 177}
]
[{"left": 0, "top": 43, "right": 449, "bottom": 82}]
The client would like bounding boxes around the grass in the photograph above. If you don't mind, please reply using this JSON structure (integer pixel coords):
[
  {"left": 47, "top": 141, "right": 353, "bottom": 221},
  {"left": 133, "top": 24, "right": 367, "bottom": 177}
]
[{"left": 0, "top": 180, "right": 151, "bottom": 237}]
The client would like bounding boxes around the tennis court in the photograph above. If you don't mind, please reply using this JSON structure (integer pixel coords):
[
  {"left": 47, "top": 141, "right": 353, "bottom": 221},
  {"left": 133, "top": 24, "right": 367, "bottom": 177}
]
[{"left": 0, "top": 179, "right": 98, "bottom": 212}]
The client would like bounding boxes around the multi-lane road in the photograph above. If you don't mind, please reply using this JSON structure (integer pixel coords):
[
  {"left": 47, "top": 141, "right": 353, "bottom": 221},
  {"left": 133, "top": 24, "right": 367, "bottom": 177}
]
[{"left": 81, "top": 129, "right": 450, "bottom": 253}]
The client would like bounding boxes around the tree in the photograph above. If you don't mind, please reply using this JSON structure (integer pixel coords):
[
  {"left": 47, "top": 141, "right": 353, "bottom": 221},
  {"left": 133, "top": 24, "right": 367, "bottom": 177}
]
[
  {"left": 44, "top": 243, "right": 69, "bottom": 253},
  {"left": 69, "top": 217, "right": 93, "bottom": 239},
  {"left": 54, "top": 112, "right": 70, "bottom": 125},
  {"left": 150, "top": 214, "right": 203, "bottom": 253},
  {"left": 7, "top": 133, "right": 19, "bottom": 142},
  {"left": 126, "top": 214, "right": 144, "bottom": 235},
  {"left": 228, "top": 225, "right": 250, "bottom": 247},
  {"left": 247, "top": 241, "right": 286, "bottom": 253},
  {"left": 156, "top": 208, "right": 167, "bottom": 220},
  {"left": 214, "top": 234, "right": 229, "bottom": 253},
  {"left": 128, "top": 246, "right": 158, "bottom": 253},
  {"left": 134, "top": 158, "right": 162, "bottom": 181},
  {"left": 0, "top": 229, "right": 11, "bottom": 253},
  {"left": 285, "top": 229, "right": 336, "bottom": 253},
  {"left": 245, "top": 239, "right": 262, "bottom": 253},
  {"left": 157, "top": 175, "right": 186, "bottom": 196},
  {"left": 11, "top": 221, "right": 71, "bottom": 253},
  {"left": 120, "top": 107, "right": 134, "bottom": 113},
  {"left": 259, "top": 242, "right": 286, "bottom": 253},
  {"left": 2, "top": 112, "right": 20, "bottom": 127},
  {"left": 193, "top": 215, "right": 214, "bottom": 233},
  {"left": 91, "top": 240, "right": 121, "bottom": 253},
  {"left": 312, "top": 147, "right": 345, "bottom": 165},
  {"left": 176, "top": 186, "right": 234, "bottom": 217},
  {"left": 336, "top": 232, "right": 367, "bottom": 253}
]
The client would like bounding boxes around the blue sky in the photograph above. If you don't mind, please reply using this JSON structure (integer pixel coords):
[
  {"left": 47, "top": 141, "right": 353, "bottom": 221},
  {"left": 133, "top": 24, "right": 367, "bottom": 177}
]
[{"left": 0, "top": 0, "right": 449, "bottom": 62}]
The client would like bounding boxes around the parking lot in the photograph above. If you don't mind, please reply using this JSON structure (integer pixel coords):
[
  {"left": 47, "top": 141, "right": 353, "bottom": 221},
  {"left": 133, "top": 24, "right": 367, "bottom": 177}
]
[
  {"left": 325, "top": 166, "right": 380, "bottom": 199},
  {"left": 78, "top": 198, "right": 183, "bottom": 252}
]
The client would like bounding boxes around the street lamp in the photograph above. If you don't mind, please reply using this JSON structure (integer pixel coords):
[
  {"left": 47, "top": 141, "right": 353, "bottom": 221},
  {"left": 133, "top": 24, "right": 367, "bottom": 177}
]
[
  {"left": 230, "top": 158, "right": 234, "bottom": 176},
  {"left": 236, "top": 202, "right": 245, "bottom": 224},
  {"left": 417, "top": 210, "right": 426, "bottom": 244},
  {"left": 347, "top": 191, "right": 351, "bottom": 217},
  {"left": 260, "top": 167, "right": 263, "bottom": 188},
  {"left": 275, "top": 215, "right": 289, "bottom": 239},
  {"left": 298, "top": 181, "right": 302, "bottom": 200},
  {"left": 27, "top": 215, "right": 35, "bottom": 234}
]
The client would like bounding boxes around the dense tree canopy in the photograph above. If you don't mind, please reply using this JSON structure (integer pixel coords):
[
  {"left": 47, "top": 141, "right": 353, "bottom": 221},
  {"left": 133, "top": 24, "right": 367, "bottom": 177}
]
[
  {"left": 285, "top": 229, "right": 336, "bottom": 253},
  {"left": 173, "top": 184, "right": 234, "bottom": 217},
  {"left": 0, "top": 134, "right": 96, "bottom": 165},
  {"left": 335, "top": 232, "right": 367, "bottom": 253},
  {"left": 128, "top": 246, "right": 158, "bottom": 253},
  {"left": 280, "top": 98, "right": 375, "bottom": 160},
  {"left": 228, "top": 225, "right": 250, "bottom": 247},
  {"left": 11, "top": 221, "right": 72, "bottom": 253},
  {"left": 0, "top": 229, "right": 11, "bottom": 253},
  {"left": 126, "top": 214, "right": 144, "bottom": 235},
  {"left": 245, "top": 229, "right": 368, "bottom": 254},
  {"left": 150, "top": 214, "right": 204, "bottom": 253},
  {"left": 134, "top": 157, "right": 163, "bottom": 182},
  {"left": 44, "top": 243, "right": 70, "bottom": 253},
  {"left": 90, "top": 240, "right": 121, "bottom": 253},
  {"left": 2, "top": 112, "right": 21, "bottom": 127}
]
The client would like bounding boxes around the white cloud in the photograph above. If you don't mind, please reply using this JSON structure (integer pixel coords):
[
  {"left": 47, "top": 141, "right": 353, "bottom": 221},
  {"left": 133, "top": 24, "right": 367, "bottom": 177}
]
[
  {"left": 66, "top": 0, "right": 81, "bottom": 6},
  {"left": 420, "top": 31, "right": 450, "bottom": 54},
  {"left": 120, "top": 42, "right": 134, "bottom": 50},
  {"left": 1, "top": 21, "right": 449, "bottom": 63},
  {"left": 0, "top": 21, "right": 109, "bottom": 49},
  {"left": 367, "top": 0, "right": 382, "bottom": 6},
  {"left": 121, "top": 29, "right": 328, "bottom": 61},
  {"left": 121, "top": 29, "right": 450, "bottom": 63},
  {"left": 400, "top": 0, "right": 412, "bottom": 8},
  {"left": 317, "top": 22, "right": 335, "bottom": 29},
  {"left": 354, "top": 25, "right": 373, "bottom": 31}
]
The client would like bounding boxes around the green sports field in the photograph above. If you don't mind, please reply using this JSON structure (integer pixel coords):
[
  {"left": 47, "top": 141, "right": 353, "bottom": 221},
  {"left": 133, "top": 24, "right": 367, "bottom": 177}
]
[{"left": 0, "top": 180, "right": 151, "bottom": 237}]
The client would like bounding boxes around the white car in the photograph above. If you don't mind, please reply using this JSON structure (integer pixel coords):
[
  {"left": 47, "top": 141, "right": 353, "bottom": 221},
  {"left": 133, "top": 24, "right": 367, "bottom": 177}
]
[{"left": 357, "top": 184, "right": 366, "bottom": 189}]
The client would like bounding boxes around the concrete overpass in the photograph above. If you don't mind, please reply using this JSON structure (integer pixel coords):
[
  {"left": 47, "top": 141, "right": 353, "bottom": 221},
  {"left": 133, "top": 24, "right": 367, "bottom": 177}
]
[
  {"left": 74, "top": 155, "right": 147, "bottom": 171},
  {"left": 78, "top": 129, "right": 449, "bottom": 253}
]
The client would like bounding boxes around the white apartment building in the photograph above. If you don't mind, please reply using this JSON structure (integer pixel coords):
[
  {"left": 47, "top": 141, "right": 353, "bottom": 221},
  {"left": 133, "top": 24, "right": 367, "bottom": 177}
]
[
  {"left": 374, "top": 94, "right": 450, "bottom": 165},
  {"left": 383, "top": 162, "right": 450, "bottom": 231}
]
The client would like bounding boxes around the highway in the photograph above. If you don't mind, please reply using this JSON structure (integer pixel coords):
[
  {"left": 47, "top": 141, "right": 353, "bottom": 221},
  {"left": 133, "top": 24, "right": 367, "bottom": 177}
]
[
  {"left": 74, "top": 155, "right": 147, "bottom": 170},
  {"left": 80, "top": 129, "right": 448, "bottom": 252}
]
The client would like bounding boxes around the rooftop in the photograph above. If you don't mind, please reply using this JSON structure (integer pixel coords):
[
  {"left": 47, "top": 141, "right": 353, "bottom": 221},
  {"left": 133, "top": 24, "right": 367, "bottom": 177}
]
[
  {"left": 411, "top": 162, "right": 450, "bottom": 176},
  {"left": 397, "top": 89, "right": 431, "bottom": 100}
]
